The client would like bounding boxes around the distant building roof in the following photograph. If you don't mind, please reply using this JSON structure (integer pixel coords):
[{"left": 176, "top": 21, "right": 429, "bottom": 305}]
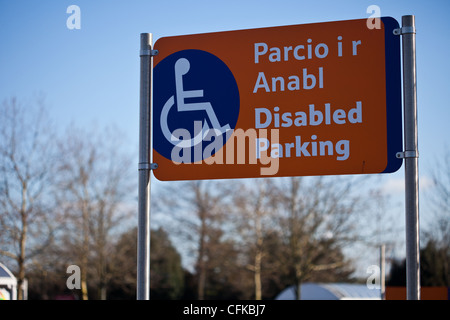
[
  {"left": 0, "top": 262, "right": 17, "bottom": 286},
  {"left": 0, "top": 263, "right": 18, "bottom": 300},
  {"left": 275, "top": 282, "right": 381, "bottom": 300}
]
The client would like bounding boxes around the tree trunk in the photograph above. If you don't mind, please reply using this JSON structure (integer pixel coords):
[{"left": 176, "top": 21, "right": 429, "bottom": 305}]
[
  {"left": 254, "top": 207, "right": 263, "bottom": 300},
  {"left": 254, "top": 250, "right": 262, "bottom": 300},
  {"left": 197, "top": 215, "right": 207, "bottom": 300},
  {"left": 296, "top": 281, "right": 301, "bottom": 300},
  {"left": 17, "top": 182, "right": 28, "bottom": 300},
  {"left": 80, "top": 195, "right": 90, "bottom": 300}
]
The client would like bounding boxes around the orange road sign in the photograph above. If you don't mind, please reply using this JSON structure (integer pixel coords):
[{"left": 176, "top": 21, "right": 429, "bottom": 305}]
[{"left": 152, "top": 17, "right": 402, "bottom": 181}]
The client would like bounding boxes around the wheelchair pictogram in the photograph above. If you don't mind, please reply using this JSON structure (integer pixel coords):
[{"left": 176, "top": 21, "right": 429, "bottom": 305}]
[
  {"left": 153, "top": 49, "right": 240, "bottom": 162},
  {"left": 160, "top": 57, "right": 232, "bottom": 148}
]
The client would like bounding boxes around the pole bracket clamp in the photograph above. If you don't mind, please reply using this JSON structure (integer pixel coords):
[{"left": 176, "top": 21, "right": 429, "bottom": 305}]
[
  {"left": 396, "top": 150, "right": 419, "bottom": 159},
  {"left": 138, "top": 162, "right": 158, "bottom": 170},
  {"left": 393, "top": 26, "right": 416, "bottom": 35},
  {"left": 140, "top": 49, "right": 159, "bottom": 57}
]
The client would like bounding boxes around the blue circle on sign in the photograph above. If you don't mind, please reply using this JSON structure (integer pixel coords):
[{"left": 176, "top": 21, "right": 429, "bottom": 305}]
[{"left": 153, "top": 49, "right": 240, "bottom": 162}]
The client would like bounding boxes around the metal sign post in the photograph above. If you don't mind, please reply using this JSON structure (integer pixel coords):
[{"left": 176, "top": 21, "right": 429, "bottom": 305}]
[
  {"left": 138, "top": 33, "right": 153, "bottom": 300},
  {"left": 396, "top": 15, "right": 420, "bottom": 300}
]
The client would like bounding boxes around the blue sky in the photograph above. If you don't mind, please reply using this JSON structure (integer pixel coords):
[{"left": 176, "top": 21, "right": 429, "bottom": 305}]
[
  {"left": 1, "top": 0, "right": 449, "bottom": 158},
  {"left": 1, "top": 1, "right": 449, "bottom": 156},
  {"left": 1, "top": 0, "right": 449, "bottom": 268}
]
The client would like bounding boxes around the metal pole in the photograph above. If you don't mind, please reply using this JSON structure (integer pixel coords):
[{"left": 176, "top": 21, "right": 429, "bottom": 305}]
[
  {"left": 138, "top": 33, "right": 152, "bottom": 300},
  {"left": 401, "top": 15, "right": 420, "bottom": 300},
  {"left": 380, "top": 244, "right": 385, "bottom": 300}
]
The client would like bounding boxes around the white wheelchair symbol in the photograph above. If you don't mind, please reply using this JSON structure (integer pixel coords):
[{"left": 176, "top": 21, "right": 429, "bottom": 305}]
[{"left": 160, "top": 58, "right": 231, "bottom": 148}]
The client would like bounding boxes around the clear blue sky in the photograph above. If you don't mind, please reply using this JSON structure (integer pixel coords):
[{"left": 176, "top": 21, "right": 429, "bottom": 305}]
[
  {"left": 1, "top": 0, "right": 448, "bottom": 262},
  {"left": 1, "top": 0, "right": 449, "bottom": 162}
]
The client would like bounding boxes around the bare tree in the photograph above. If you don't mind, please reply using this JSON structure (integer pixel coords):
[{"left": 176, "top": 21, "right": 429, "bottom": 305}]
[
  {"left": 428, "top": 149, "right": 450, "bottom": 247},
  {"left": 230, "top": 178, "right": 278, "bottom": 300},
  {"left": 0, "top": 97, "right": 56, "bottom": 299},
  {"left": 425, "top": 149, "right": 450, "bottom": 280},
  {"left": 155, "top": 180, "right": 227, "bottom": 299},
  {"left": 55, "top": 124, "right": 135, "bottom": 300},
  {"left": 272, "top": 176, "right": 360, "bottom": 299}
]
